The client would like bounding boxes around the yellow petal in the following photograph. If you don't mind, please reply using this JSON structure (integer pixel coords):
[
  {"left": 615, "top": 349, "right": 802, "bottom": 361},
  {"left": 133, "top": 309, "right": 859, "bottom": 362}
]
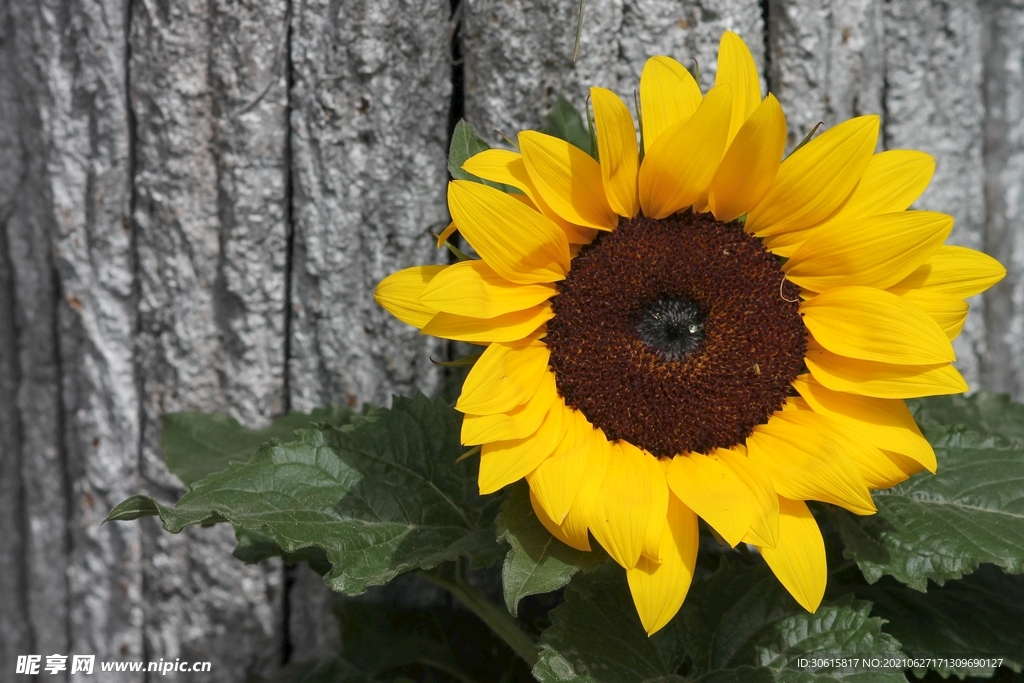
[
  {"left": 457, "top": 342, "right": 550, "bottom": 415},
  {"left": 463, "top": 150, "right": 598, "bottom": 245},
  {"left": 374, "top": 265, "right": 446, "bottom": 328},
  {"left": 666, "top": 451, "right": 754, "bottom": 547},
  {"left": 476, "top": 396, "right": 566, "bottom": 494},
  {"left": 707, "top": 94, "right": 786, "bottom": 222},
  {"left": 421, "top": 303, "right": 553, "bottom": 343},
  {"left": 419, "top": 259, "right": 556, "bottom": 318},
  {"left": 747, "top": 412, "right": 876, "bottom": 515},
  {"left": 788, "top": 407, "right": 911, "bottom": 490},
  {"left": 793, "top": 374, "right": 936, "bottom": 472},
  {"left": 899, "top": 289, "right": 968, "bottom": 340},
  {"left": 519, "top": 131, "right": 618, "bottom": 230},
  {"left": 463, "top": 370, "right": 557, "bottom": 447},
  {"left": 530, "top": 486, "right": 589, "bottom": 552},
  {"left": 714, "top": 30, "right": 762, "bottom": 144},
  {"left": 591, "top": 87, "right": 640, "bottom": 218},
  {"left": 889, "top": 245, "right": 1007, "bottom": 298},
  {"left": 436, "top": 221, "right": 458, "bottom": 248},
  {"left": 801, "top": 287, "right": 955, "bottom": 364},
  {"left": 639, "top": 84, "right": 733, "bottom": 219},
  {"left": 759, "top": 498, "right": 826, "bottom": 613},
  {"left": 590, "top": 441, "right": 653, "bottom": 569},
  {"left": 746, "top": 116, "right": 879, "bottom": 236},
  {"left": 447, "top": 180, "right": 570, "bottom": 284},
  {"left": 527, "top": 409, "right": 594, "bottom": 523},
  {"left": 784, "top": 211, "right": 953, "bottom": 292},
  {"left": 716, "top": 447, "right": 780, "bottom": 548},
  {"left": 558, "top": 431, "right": 613, "bottom": 551},
  {"left": 819, "top": 150, "right": 935, "bottom": 224},
  {"left": 804, "top": 344, "right": 968, "bottom": 399},
  {"left": 884, "top": 450, "right": 928, "bottom": 479},
  {"left": 627, "top": 494, "right": 699, "bottom": 635},
  {"left": 639, "top": 55, "right": 702, "bottom": 152},
  {"left": 641, "top": 455, "right": 670, "bottom": 563}
]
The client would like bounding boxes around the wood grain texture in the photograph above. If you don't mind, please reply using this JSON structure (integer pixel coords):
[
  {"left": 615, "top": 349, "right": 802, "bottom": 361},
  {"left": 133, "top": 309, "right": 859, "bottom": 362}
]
[
  {"left": 130, "top": 0, "right": 290, "bottom": 678},
  {"left": 884, "top": 0, "right": 989, "bottom": 391},
  {"left": 766, "top": 0, "right": 884, "bottom": 148},
  {"left": 287, "top": 0, "right": 449, "bottom": 411},
  {"left": 981, "top": 0, "right": 1024, "bottom": 396},
  {"left": 0, "top": 0, "right": 32, "bottom": 667},
  {"left": 2, "top": 2, "right": 137, "bottom": 678},
  {"left": 463, "top": 0, "right": 763, "bottom": 142},
  {"left": 2, "top": 0, "right": 1024, "bottom": 679}
]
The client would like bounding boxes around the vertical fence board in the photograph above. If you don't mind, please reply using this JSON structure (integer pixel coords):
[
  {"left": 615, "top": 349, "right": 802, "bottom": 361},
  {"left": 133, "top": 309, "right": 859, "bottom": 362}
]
[
  {"left": 766, "top": 0, "right": 884, "bottom": 148},
  {"left": 884, "top": 0, "right": 989, "bottom": 390},
  {"left": 3, "top": 1, "right": 141, "bottom": 677},
  {"left": 0, "top": 1, "right": 31, "bottom": 670},
  {"left": 463, "top": 0, "right": 763, "bottom": 142},
  {"left": 287, "top": 0, "right": 449, "bottom": 412},
  {"left": 981, "top": 1, "right": 1024, "bottom": 398},
  {"left": 130, "top": 0, "right": 289, "bottom": 678}
]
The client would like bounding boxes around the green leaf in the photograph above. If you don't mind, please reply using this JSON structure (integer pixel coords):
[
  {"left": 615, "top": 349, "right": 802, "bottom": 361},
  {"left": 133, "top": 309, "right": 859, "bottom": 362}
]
[
  {"left": 911, "top": 392, "right": 1024, "bottom": 445},
  {"left": 831, "top": 424, "right": 1024, "bottom": 589},
  {"left": 448, "top": 120, "right": 517, "bottom": 194},
  {"left": 532, "top": 565, "right": 689, "bottom": 683},
  {"left": 161, "top": 405, "right": 353, "bottom": 487},
  {"left": 842, "top": 566, "right": 1024, "bottom": 676},
  {"left": 448, "top": 119, "right": 491, "bottom": 181},
  {"left": 496, "top": 481, "right": 607, "bottom": 616},
  {"left": 108, "top": 395, "right": 505, "bottom": 594},
  {"left": 681, "top": 556, "right": 803, "bottom": 673},
  {"left": 541, "top": 96, "right": 594, "bottom": 157},
  {"left": 683, "top": 558, "right": 903, "bottom": 682},
  {"left": 232, "top": 526, "right": 333, "bottom": 576}
]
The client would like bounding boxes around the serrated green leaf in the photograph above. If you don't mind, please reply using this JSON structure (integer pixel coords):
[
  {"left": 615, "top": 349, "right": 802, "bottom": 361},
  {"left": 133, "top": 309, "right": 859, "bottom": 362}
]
[
  {"left": 911, "top": 392, "right": 1024, "bottom": 445},
  {"left": 532, "top": 565, "right": 688, "bottom": 683},
  {"left": 448, "top": 120, "right": 517, "bottom": 194},
  {"left": 161, "top": 405, "right": 353, "bottom": 487},
  {"left": 832, "top": 424, "right": 1024, "bottom": 589},
  {"left": 681, "top": 556, "right": 803, "bottom": 673},
  {"left": 541, "top": 96, "right": 594, "bottom": 157},
  {"left": 232, "top": 527, "right": 333, "bottom": 576},
  {"left": 108, "top": 395, "right": 505, "bottom": 594},
  {"left": 496, "top": 481, "right": 607, "bottom": 616},
  {"left": 842, "top": 566, "right": 1024, "bottom": 676},
  {"left": 105, "top": 494, "right": 162, "bottom": 521},
  {"left": 682, "top": 558, "right": 903, "bottom": 682}
]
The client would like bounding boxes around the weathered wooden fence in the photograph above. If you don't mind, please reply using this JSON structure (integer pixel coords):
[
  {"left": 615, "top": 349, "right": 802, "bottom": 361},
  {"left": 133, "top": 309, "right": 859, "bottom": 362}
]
[{"left": 1, "top": 0, "right": 1021, "bottom": 680}]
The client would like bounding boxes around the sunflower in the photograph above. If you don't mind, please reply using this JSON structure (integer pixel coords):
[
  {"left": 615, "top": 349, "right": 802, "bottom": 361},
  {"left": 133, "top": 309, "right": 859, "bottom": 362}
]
[{"left": 375, "top": 31, "right": 1006, "bottom": 635}]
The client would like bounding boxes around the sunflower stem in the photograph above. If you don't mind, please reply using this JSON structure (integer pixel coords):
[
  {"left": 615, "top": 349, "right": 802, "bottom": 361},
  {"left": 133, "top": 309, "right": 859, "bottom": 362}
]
[{"left": 421, "top": 567, "right": 539, "bottom": 668}]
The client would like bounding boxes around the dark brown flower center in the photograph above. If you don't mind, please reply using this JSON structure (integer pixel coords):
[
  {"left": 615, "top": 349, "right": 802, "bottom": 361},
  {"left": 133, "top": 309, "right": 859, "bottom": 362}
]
[{"left": 546, "top": 212, "right": 806, "bottom": 457}]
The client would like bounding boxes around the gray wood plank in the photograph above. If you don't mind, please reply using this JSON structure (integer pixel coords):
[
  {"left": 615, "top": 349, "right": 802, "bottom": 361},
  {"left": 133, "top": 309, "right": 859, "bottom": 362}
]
[
  {"left": 0, "top": 2, "right": 32, "bottom": 672},
  {"left": 463, "top": 0, "right": 763, "bottom": 140},
  {"left": 2, "top": 2, "right": 140, "bottom": 677},
  {"left": 765, "top": 0, "right": 884, "bottom": 148},
  {"left": 130, "top": 0, "right": 290, "bottom": 677},
  {"left": 287, "top": 0, "right": 448, "bottom": 413},
  {"left": 884, "top": 0, "right": 989, "bottom": 391},
  {"left": 981, "top": 1, "right": 1024, "bottom": 398}
]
